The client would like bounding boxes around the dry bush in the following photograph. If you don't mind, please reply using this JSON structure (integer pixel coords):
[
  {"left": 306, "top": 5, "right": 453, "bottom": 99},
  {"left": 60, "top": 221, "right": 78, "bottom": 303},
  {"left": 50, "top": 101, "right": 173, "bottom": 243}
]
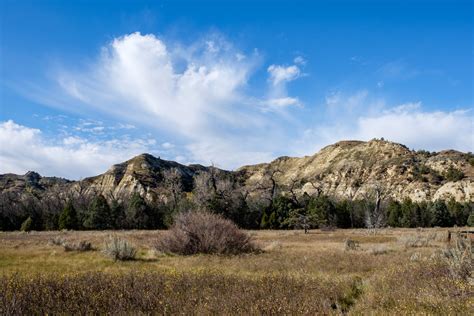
[
  {"left": 48, "top": 237, "right": 93, "bottom": 252},
  {"left": 63, "top": 241, "right": 93, "bottom": 252},
  {"left": 368, "top": 245, "right": 390, "bottom": 256},
  {"left": 344, "top": 239, "right": 360, "bottom": 251},
  {"left": 103, "top": 236, "right": 137, "bottom": 261},
  {"left": 402, "top": 234, "right": 432, "bottom": 248},
  {"left": 442, "top": 237, "right": 472, "bottom": 281},
  {"left": 48, "top": 236, "right": 65, "bottom": 246},
  {"left": 156, "top": 211, "right": 258, "bottom": 255}
]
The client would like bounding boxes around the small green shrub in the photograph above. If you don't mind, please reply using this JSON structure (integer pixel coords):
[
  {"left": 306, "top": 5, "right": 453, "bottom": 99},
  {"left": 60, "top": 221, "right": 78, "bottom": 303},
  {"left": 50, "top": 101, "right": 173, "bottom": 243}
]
[
  {"left": 103, "top": 236, "right": 137, "bottom": 261},
  {"left": 444, "top": 166, "right": 465, "bottom": 181}
]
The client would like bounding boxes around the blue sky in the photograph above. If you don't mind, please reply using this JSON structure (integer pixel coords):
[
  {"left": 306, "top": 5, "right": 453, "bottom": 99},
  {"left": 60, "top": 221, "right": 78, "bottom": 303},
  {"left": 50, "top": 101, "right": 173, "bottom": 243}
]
[{"left": 0, "top": 0, "right": 473, "bottom": 178}]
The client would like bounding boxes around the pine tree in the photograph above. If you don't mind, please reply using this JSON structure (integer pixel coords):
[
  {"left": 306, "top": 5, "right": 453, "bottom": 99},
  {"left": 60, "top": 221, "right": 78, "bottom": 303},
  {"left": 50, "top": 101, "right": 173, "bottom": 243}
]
[
  {"left": 58, "top": 201, "right": 78, "bottom": 230},
  {"left": 110, "top": 199, "right": 125, "bottom": 229},
  {"left": 126, "top": 193, "right": 149, "bottom": 229},
  {"left": 430, "top": 200, "right": 453, "bottom": 227},
  {"left": 387, "top": 200, "right": 402, "bottom": 227},
  {"left": 84, "top": 195, "right": 112, "bottom": 229}
]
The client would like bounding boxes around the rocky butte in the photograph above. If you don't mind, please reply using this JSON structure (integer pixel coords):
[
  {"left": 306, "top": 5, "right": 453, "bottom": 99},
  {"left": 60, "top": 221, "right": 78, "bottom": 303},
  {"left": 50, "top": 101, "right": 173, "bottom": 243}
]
[{"left": 1, "top": 139, "right": 473, "bottom": 203}]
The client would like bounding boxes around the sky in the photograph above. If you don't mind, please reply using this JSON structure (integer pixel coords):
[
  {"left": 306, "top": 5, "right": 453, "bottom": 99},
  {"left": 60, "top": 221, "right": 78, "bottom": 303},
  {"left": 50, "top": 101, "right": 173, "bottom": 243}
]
[{"left": 0, "top": 0, "right": 473, "bottom": 179}]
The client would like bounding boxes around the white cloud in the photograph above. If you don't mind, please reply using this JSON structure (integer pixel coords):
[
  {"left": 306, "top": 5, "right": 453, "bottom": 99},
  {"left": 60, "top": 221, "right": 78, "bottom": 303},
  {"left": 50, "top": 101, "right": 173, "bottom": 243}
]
[
  {"left": 0, "top": 120, "right": 158, "bottom": 179},
  {"left": 260, "top": 97, "right": 301, "bottom": 112},
  {"left": 264, "top": 61, "right": 305, "bottom": 110},
  {"left": 296, "top": 91, "right": 474, "bottom": 155},
  {"left": 293, "top": 56, "right": 306, "bottom": 65},
  {"left": 267, "top": 64, "right": 301, "bottom": 86},
  {"left": 355, "top": 107, "right": 473, "bottom": 152},
  {"left": 161, "top": 142, "right": 174, "bottom": 149},
  {"left": 56, "top": 32, "right": 258, "bottom": 136},
  {"left": 26, "top": 32, "right": 303, "bottom": 169}
]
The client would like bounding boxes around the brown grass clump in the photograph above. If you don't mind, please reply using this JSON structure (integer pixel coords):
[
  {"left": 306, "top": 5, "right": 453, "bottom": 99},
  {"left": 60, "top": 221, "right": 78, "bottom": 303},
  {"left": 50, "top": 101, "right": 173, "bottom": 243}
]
[{"left": 156, "top": 211, "right": 258, "bottom": 255}]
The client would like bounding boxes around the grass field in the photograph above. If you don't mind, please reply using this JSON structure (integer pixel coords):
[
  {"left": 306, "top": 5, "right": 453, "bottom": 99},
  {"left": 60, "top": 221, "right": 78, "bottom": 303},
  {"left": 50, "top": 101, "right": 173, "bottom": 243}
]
[{"left": 0, "top": 228, "right": 472, "bottom": 314}]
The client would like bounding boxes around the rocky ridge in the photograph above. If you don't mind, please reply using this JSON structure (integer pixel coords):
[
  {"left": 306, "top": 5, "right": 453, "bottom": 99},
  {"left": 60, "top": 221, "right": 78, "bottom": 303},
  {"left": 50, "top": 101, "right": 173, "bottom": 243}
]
[{"left": 1, "top": 139, "right": 473, "bottom": 202}]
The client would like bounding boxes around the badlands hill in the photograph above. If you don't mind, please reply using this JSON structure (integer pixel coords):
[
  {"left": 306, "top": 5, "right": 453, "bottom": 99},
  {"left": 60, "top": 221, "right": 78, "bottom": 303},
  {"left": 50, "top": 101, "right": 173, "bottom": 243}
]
[{"left": 1, "top": 139, "right": 473, "bottom": 202}]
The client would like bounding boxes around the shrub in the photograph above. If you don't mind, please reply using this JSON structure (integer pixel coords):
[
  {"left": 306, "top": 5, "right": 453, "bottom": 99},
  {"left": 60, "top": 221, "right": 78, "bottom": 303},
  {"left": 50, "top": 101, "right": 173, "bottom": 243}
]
[
  {"left": 444, "top": 166, "right": 465, "bottom": 181},
  {"left": 443, "top": 237, "right": 472, "bottom": 281},
  {"left": 49, "top": 236, "right": 66, "bottom": 246},
  {"left": 156, "top": 211, "right": 257, "bottom": 255},
  {"left": 369, "top": 245, "right": 390, "bottom": 255},
  {"left": 103, "top": 236, "right": 137, "bottom": 261},
  {"left": 403, "top": 234, "right": 432, "bottom": 248},
  {"left": 63, "top": 241, "right": 93, "bottom": 252},
  {"left": 344, "top": 239, "right": 360, "bottom": 251}
]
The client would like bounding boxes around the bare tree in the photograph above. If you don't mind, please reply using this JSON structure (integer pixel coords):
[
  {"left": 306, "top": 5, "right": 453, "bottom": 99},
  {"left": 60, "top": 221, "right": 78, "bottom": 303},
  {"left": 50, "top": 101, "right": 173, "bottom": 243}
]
[
  {"left": 255, "top": 168, "right": 282, "bottom": 206},
  {"left": 362, "top": 183, "right": 387, "bottom": 233},
  {"left": 162, "top": 168, "right": 184, "bottom": 212}
]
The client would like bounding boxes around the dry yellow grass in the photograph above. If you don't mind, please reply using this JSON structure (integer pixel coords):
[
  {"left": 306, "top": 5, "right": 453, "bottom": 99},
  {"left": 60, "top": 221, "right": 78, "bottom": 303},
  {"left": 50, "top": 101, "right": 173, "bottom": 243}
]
[{"left": 0, "top": 228, "right": 472, "bottom": 314}]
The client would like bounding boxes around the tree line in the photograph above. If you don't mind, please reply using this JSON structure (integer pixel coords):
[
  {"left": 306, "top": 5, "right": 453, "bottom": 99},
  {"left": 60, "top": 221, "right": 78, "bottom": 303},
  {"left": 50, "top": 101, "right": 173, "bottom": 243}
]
[{"left": 1, "top": 167, "right": 473, "bottom": 231}]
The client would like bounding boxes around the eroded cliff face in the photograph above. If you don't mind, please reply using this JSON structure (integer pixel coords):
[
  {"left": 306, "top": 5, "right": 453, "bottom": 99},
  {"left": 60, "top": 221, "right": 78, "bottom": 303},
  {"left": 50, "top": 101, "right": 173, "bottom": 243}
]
[
  {"left": 238, "top": 139, "right": 473, "bottom": 202},
  {"left": 2, "top": 140, "right": 473, "bottom": 202},
  {"left": 79, "top": 154, "right": 208, "bottom": 202}
]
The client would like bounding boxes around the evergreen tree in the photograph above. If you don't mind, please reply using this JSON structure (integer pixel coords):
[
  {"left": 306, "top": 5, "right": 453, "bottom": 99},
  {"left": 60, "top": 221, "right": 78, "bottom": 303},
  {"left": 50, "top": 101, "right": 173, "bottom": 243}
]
[
  {"left": 271, "top": 195, "right": 296, "bottom": 228},
  {"left": 58, "top": 201, "right": 78, "bottom": 230},
  {"left": 110, "top": 199, "right": 126, "bottom": 229},
  {"left": 126, "top": 193, "right": 149, "bottom": 229},
  {"left": 306, "top": 195, "right": 335, "bottom": 228},
  {"left": 386, "top": 200, "right": 402, "bottom": 227},
  {"left": 430, "top": 200, "right": 453, "bottom": 227},
  {"left": 400, "top": 199, "right": 415, "bottom": 228},
  {"left": 446, "top": 198, "right": 470, "bottom": 226},
  {"left": 84, "top": 195, "right": 112, "bottom": 229}
]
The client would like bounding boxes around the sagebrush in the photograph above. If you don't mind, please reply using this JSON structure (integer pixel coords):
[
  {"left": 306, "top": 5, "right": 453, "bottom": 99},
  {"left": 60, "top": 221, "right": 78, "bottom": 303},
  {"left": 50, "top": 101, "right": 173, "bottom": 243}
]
[{"left": 103, "top": 236, "right": 137, "bottom": 261}]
